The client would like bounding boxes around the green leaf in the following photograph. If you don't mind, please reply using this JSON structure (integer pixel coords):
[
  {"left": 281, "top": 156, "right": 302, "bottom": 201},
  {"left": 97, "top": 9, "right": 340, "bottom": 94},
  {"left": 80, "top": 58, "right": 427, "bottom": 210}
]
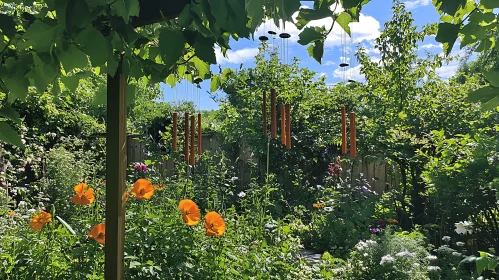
[
  {"left": 194, "top": 35, "right": 217, "bottom": 65},
  {"left": 20, "top": 19, "right": 61, "bottom": 51},
  {"left": 341, "top": 0, "right": 367, "bottom": 9},
  {"left": 55, "top": 216, "right": 76, "bottom": 235},
  {"left": 475, "top": 37, "right": 495, "bottom": 52},
  {"left": 476, "top": 257, "right": 488, "bottom": 275},
  {"left": 484, "top": 71, "right": 499, "bottom": 87},
  {"left": 61, "top": 72, "right": 89, "bottom": 93},
  {"left": 165, "top": 74, "right": 178, "bottom": 88},
  {"left": 0, "top": 122, "right": 24, "bottom": 148},
  {"left": 0, "top": 14, "right": 17, "bottom": 38},
  {"left": 65, "top": 0, "right": 90, "bottom": 34},
  {"left": 92, "top": 86, "right": 107, "bottom": 105},
  {"left": 481, "top": 0, "right": 499, "bottom": 9},
  {"left": 433, "top": 0, "right": 467, "bottom": 15},
  {"left": 488, "top": 257, "right": 498, "bottom": 270},
  {"left": 480, "top": 95, "right": 499, "bottom": 111},
  {"left": 127, "top": 84, "right": 136, "bottom": 106},
  {"left": 110, "top": 0, "right": 140, "bottom": 23},
  {"left": 298, "top": 27, "right": 324, "bottom": 45},
  {"left": 209, "top": 0, "right": 228, "bottom": 31},
  {"left": 4, "top": 64, "right": 29, "bottom": 102},
  {"left": 307, "top": 40, "right": 324, "bottom": 64},
  {"left": 177, "top": 4, "right": 193, "bottom": 26},
  {"left": 335, "top": 12, "right": 352, "bottom": 36},
  {"left": 28, "top": 52, "right": 59, "bottom": 93},
  {"left": 435, "top": 22, "right": 460, "bottom": 55},
  {"left": 0, "top": 106, "right": 21, "bottom": 124},
  {"left": 76, "top": 26, "right": 111, "bottom": 67},
  {"left": 191, "top": 56, "right": 211, "bottom": 79},
  {"left": 159, "top": 30, "right": 186, "bottom": 69},
  {"left": 56, "top": 44, "right": 89, "bottom": 73},
  {"left": 466, "top": 85, "right": 499, "bottom": 103},
  {"left": 246, "top": 0, "right": 264, "bottom": 30},
  {"left": 295, "top": 8, "right": 334, "bottom": 30},
  {"left": 210, "top": 75, "right": 222, "bottom": 92}
]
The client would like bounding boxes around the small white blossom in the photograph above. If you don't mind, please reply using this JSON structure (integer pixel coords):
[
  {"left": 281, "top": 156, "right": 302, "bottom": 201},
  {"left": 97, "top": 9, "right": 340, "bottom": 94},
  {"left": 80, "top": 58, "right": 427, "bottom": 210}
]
[
  {"left": 237, "top": 191, "right": 246, "bottom": 198},
  {"left": 380, "top": 255, "right": 395, "bottom": 265},
  {"left": 426, "top": 255, "right": 438, "bottom": 260},
  {"left": 22, "top": 215, "right": 29, "bottom": 219},
  {"left": 18, "top": 201, "right": 27, "bottom": 208},
  {"left": 456, "top": 242, "right": 465, "bottom": 247},
  {"left": 428, "top": 266, "right": 441, "bottom": 271},
  {"left": 363, "top": 253, "right": 369, "bottom": 257},
  {"left": 442, "top": 236, "right": 451, "bottom": 242},
  {"left": 27, "top": 209, "right": 36, "bottom": 213},
  {"left": 452, "top": 252, "right": 462, "bottom": 257},
  {"left": 323, "top": 207, "right": 333, "bottom": 212},
  {"left": 455, "top": 221, "right": 473, "bottom": 235},
  {"left": 395, "top": 251, "right": 414, "bottom": 258}
]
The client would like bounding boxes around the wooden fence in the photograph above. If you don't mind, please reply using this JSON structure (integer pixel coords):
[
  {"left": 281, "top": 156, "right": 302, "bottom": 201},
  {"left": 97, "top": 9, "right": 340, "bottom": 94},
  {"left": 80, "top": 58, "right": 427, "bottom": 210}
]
[{"left": 126, "top": 134, "right": 400, "bottom": 194}]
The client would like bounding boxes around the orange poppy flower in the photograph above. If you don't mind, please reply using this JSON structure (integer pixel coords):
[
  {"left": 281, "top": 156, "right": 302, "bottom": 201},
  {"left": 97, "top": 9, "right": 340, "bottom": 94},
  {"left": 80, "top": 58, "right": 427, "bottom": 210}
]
[
  {"left": 204, "top": 211, "right": 226, "bottom": 236},
  {"left": 154, "top": 184, "right": 165, "bottom": 190},
  {"left": 29, "top": 211, "right": 51, "bottom": 231},
  {"left": 8, "top": 211, "right": 14, "bottom": 216},
  {"left": 88, "top": 223, "right": 106, "bottom": 244},
  {"left": 388, "top": 218, "right": 398, "bottom": 224},
  {"left": 71, "top": 183, "right": 95, "bottom": 205},
  {"left": 178, "top": 199, "right": 201, "bottom": 226},
  {"left": 130, "top": 179, "right": 155, "bottom": 200},
  {"left": 313, "top": 202, "right": 325, "bottom": 208}
]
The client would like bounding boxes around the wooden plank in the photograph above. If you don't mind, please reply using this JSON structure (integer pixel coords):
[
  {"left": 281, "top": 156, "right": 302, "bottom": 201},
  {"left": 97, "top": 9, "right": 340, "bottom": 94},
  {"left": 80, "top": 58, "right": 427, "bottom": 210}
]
[
  {"left": 271, "top": 89, "right": 276, "bottom": 139},
  {"left": 341, "top": 107, "right": 347, "bottom": 155},
  {"left": 105, "top": 55, "right": 126, "bottom": 280},
  {"left": 349, "top": 112, "right": 356, "bottom": 158}
]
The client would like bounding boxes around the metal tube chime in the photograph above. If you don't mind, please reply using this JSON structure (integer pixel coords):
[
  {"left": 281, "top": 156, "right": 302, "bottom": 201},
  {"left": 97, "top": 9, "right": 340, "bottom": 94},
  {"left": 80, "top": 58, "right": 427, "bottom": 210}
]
[
  {"left": 341, "top": 107, "right": 347, "bottom": 155},
  {"left": 197, "top": 113, "right": 202, "bottom": 155},
  {"left": 349, "top": 112, "right": 356, "bottom": 158},
  {"left": 172, "top": 112, "right": 178, "bottom": 151},
  {"left": 285, "top": 104, "right": 291, "bottom": 150},
  {"left": 263, "top": 91, "right": 267, "bottom": 136},
  {"left": 280, "top": 103, "right": 286, "bottom": 145},
  {"left": 271, "top": 89, "right": 277, "bottom": 139},
  {"left": 190, "top": 115, "right": 195, "bottom": 166},
  {"left": 184, "top": 113, "right": 189, "bottom": 161}
]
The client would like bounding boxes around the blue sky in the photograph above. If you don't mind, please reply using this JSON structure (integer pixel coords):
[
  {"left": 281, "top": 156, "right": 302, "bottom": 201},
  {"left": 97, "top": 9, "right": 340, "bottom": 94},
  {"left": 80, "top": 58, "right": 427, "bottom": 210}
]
[{"left": 160, "top": 0, "right": 463, "bottom": 110}]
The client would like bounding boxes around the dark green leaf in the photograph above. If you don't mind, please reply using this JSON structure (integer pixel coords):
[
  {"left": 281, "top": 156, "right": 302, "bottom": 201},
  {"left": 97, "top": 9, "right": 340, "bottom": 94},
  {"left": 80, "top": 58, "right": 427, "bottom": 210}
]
[
  {"left": 307, "top": 40, "right": 324, "bottom": 63},
  {"left": 435, "top": 22, "right": 460, "bottom": 55},
  {"left": 191, "top": 56, "right": 211, "bottom": 79},
  {"left": 247, "top": 0, "right": 264, "bottom": 30},
  {"left": 20, "top": 19, "right": 62, "bottom": 51},
  {"left": 56, "top": 44, "right": 89, "bottom": 73},
  {"left": 194, "top": 35, "right": 217, "bottom": 64},
  {"left": 0, "top": 105, "right": 21, "bottom": 124},
  {"left": 341, "top": 0, "right": 367, "bottom": 9},
  {"left": 4, "top": 64, "right": 29, "bottom": 102},
  {"left": 0, "top": 122, "right": 24, "bottom": 148},
  {"left": 127, "top": 84, "right": 136, "bottom": 106},
  {"left": 92, "top": 86, "right": 107, "bottom": 105},
  {"left": 76, "top": 26, "right": 111, "bottom": 67},
  {"left": 295, "top": 8, "right": 334, "bottom": 30},
  {"left": 484, "top": 72, "right": 499, "bottom": 87},
  {"left": 433, "top": 0, "right": 467, "bottom": 15},
  {"left": 0, "top": 14, "right": 17, "bottom": 38},
  {"left": 476, "top": 257, "right": 488, "bottom": 275},
  {"left": 466, "top": 85, "right": 499, "bottom": 103},
  {"left": 298, "top": 27, "right": 324, "bottom": 45},
  {"left": 481, "top": 95, "right": 499, "bottom": 111},
  {"left": 481, "top": 0, "right": 499, "bottom": 9},
  {"left": 178, "top": 4, "right": 193, "bottom": 26},
  {"left": 55, "top": 216, "right": 76, "bottom": 235},
  {"left": 66, "top": 0, "right": 90, "bottom": 34},
  {"left": 159, "top": 30, "right": 186, "bottom": 69},
  {"left": 110, "top": 0, "right": 140, "bottom": 23}
]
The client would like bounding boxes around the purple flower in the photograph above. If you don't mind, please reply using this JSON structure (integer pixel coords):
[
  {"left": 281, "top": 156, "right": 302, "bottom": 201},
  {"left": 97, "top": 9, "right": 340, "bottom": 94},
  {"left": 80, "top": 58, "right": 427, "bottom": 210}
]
[
  {"left": 370, "top": 228, "right": 379, "bottom": 234},
  {"left": 133, "top": 162, "right": 149, "bottom": 172}
]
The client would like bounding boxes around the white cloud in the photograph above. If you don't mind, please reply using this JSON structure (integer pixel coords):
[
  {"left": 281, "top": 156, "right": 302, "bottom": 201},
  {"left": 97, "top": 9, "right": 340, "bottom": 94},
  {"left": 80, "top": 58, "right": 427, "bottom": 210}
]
[
  {"left": 323, "top": 61, "right": 335, "bottom": 66},
  {"left": 421, "top": 43, "right": 442, "bottom": 50},
  {"left": 436, "top": 64, "right": 459, "bottom": 79},
  {"left": 215, "top": 47, "right": 259, "bottom": 65},
  {"left": 320, "top": 72, "right": 326, "bottom": 77},
  {"left": 255, "top": 6, "right": 381, "bottom": 49},
  {"left": 404, "top": 0, "right": 431, "bottom": 10},
  {"left": 332, "top": 57, "right": 380, "bottom": 82}
]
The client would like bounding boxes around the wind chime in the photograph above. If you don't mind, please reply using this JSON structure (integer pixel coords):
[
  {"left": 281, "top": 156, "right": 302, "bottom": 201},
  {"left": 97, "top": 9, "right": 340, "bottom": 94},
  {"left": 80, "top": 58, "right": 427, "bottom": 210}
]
[
  {"left": 339, "top": 27, "right": 356, "bottom": 159},
  {"left": 171, "top": 70, "right": 203, "bottom": 168},
  {"left": 260, "top": 3, "right": 292, "bottom": 150}
]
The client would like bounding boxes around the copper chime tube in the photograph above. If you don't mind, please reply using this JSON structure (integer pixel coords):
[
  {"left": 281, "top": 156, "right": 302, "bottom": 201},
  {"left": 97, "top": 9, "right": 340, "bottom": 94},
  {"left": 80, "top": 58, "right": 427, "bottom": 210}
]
[
  {"left": 341, "top": 107, "right": 347, "bottom": 155},
  {"left": 172, "top": 112, "right": 178, "bottom": 151},
  {"left": 285, "top": 104, "right": 291, "bottom": 150},
  {"left": 190, "top": 115, "right": 195, "bottom": 166},
  {"left": 184, "top": 113, "right": 189, "bottom": 161},
  {"left": 263, "top": 91, "right": 267, "bottom": 136},
  {"left": 197, "top": 113, "right": 202, "bottom": 155},
  {"left": 280, "top": 103, "right": 286, "bottom": 145},
  {"left": 349, "top": 112, "right": 356, "bottom": 158},
  {"left": 271, "top": 89, "right": 277, "bottom": 139}
]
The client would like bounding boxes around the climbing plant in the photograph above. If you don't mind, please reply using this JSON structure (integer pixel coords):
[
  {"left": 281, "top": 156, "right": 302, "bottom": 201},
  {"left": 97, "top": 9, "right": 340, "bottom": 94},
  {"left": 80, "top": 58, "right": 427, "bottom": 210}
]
[
  {"left": 433, "top": 0, "right": 499, "bottom": 110},
  {"left": 0, "top": 0, "right": 371, "bottom": 147}
]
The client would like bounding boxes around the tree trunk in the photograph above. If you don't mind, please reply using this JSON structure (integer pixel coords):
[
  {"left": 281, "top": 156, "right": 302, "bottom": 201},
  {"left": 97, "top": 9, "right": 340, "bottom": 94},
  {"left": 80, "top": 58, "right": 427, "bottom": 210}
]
[{"left": 410, "top": 163, "right": 425, "bottom": 226}]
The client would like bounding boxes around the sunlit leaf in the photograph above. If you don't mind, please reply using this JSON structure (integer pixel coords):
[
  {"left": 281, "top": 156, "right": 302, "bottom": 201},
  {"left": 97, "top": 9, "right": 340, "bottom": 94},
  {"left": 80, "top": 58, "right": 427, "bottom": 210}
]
[
  {"left": 0, "top": 105, "right": 21, "bottom": 124},
  {"left": 435, "top": 22, "right": 460, "bottom": 55},
  {"left": 0, "top": 122, "right": 24, "bottom": 148}
]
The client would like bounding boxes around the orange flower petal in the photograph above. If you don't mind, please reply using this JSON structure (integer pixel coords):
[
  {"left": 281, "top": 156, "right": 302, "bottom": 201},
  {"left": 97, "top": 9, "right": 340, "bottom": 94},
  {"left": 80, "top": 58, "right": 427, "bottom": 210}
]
[
  {"left": 84, "top": 188, "right": 95, "bottom": 204},
  {"left": 29, "top": 212, "right": 51, "bottom": 231},
  {"left": 8, "top": 211, "right": 14, "bottom": 216},
  {"left": 131, "top": 179, "right": 154, "bottom": 200},
  {"left": 88, "top": 223, "right": 105, "bottom": 244},
  {"left": 204, "top": 212, "right": 226, "bottom": 236},
  {"left": 74, "top": 183, "right": 87, "bottom": 195}
]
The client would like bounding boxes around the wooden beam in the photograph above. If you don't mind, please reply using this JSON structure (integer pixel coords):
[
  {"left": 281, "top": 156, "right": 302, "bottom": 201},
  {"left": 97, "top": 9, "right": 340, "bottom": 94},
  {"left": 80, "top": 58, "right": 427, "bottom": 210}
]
[
  {"left": 341, "top": 107, "right": 347, "bottom": 155},
  {"left": 285, "top": 104, "right": 291, "bottom": 150},
  {"left": 172, "top": 112, "right": 178, "bottom": 151},
  {"left": 271, "top": 89, "right": 276, "bottom": 139},
  {"left": 350, "top": 112, "right": 356, "bottom": 158},
  {"left": 281, "top": 103, "right": 286, "bottom": 145},
  {"left": 184, "top": 113, "right": 189, "bottom": 161},
  {"left": 190, "top": 115, "right": 195, "bottom": 166},
  {"left": 262, "top": 91, "right": 267, "bottom": 136},
  {"left": 197, "top": 113, "right": 202, "bottom": 156},
  {"left": 105, "top": 55, "right": 127, "bottom": 280}
]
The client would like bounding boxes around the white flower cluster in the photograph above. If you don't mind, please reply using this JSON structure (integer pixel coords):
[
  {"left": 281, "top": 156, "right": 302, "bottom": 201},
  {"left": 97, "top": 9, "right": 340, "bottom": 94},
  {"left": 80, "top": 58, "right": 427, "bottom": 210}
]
[
  {"left": 426, "top": 255, "right": 437, "bottom": 261},
  {"left": 455, "top": 221, "right": 473, "bottom": 235},
  {"left": 427, "top": 266, "right": 441, "bottom": 271},
  {"left": 395, "top": 251, "right": 414, "bottom": 258},
  {"left": 442, "top": 236, "right": 451, "bottom": 242},
  {"left": 380, "top": 254, "right": 395, "bottom": 265},
  {"left": 355, "top": 240, "right": 377, "bottom": 251}
]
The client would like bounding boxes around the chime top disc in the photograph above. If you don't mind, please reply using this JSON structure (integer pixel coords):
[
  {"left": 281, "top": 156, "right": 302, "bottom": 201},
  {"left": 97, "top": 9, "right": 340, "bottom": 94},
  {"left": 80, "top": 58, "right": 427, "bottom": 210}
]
[
  {"left": 268, "top": 31, "right": 277, "bottom": 35},
  {"left": 348, "top": 79, "right": 356, "bottom": 83},
  {"left": 339, "top": 63, "right": 350, "bottom": 67},
  {"left": 193, "top": 78, "right": 203, "bottom": 84},
  {"left": 279, "top": 33, "right": 291, "bottom": 39},
  {"left": 185, "top": 70, "right": 192, "bottom": 75},
  {"left": 259, "top": 35, "right": 269, "bottom": 41}
]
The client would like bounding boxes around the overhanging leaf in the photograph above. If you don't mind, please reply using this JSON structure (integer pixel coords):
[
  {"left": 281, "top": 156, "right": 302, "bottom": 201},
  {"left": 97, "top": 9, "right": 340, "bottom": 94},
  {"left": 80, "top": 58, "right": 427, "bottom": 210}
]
[
  {"left": 159, "top": 30, "right": 186, "bottom": 69},
  {"left": 110, "top": 0, "right": 140, "bottom": 23},
  {"left": 56, "top": 216, "right": 76, "bottom": 235},
  {"left": 476, "top": 257, "right": 488, "bottom": 275},
  {"left": 76, "top": 26, "right": 111, "bottom": 67},
  {"left": 307, "top": 40, "right": 324, "bottom": 64},
  {"left": 466, "top": 85, "right": 499, "bottom": 103},
  {"left": 0, "top": 122, "right": 24, "bottom": 148},
  {"left": 0, "top": 14, "right": 17, "bottom": 38},
  {"left": 481, "top": 0, "right": 499, "bottom": 9},
  {"left": 56, "top": 44, "right": 89, "bottom": 73},
  {"left": 484, "top": 71, "right": 499, "bottom": 87},
  {"left": 210, "top": 75, "right": 222, "bottom": 92},
  {"left": 435, "top": 22, "right": 460, "bottom": 55},
  {"left": 298, "top": 27, "right": 324, "bottom": 45},
  {"left": 433, "top": 0, "right": 467, "bottom": 15},
  {"left": 335, "top": 12, "right": 352, "bottom": 36},
  {"left": 0, "top": 106, "right": 21, "bottom": 124},
  {"left": 295, "top": 8, "right": 334, "bottom": 30}
]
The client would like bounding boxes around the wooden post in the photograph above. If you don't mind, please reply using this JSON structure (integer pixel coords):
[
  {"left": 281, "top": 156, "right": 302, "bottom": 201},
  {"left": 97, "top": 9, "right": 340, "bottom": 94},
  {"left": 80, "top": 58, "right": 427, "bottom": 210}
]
[
  {"left": 350, "top": 112, "right": 356, "bottom": 158},
  {"left": 172, "top": 113, "right": 178, "bottom": 151},
  {"left": 263, "top": 91, "right": 267, "bottom": 136},
  {"left": 280, "top": 103, "right": 286, "bottom": 145},
  {"left": 341, "top": 107, "right": 347, "bottom": 155},
  {"left": 184, "top": 113, "right": 189, "bottom": 161},
  {"left": 105, "top": 55, "right": 126, "bottom": 280},
  {"left": 285, "top": 104, "right": 291, "bottom": 149},
  {"left": 190, "top": 115, "right": 195, "bottom": 166},
  {"left": 197, "top": 113, "right": 202, "bottom": 155},
  {"left": 271, "top": 89, "right": 277, "bottom": 139}
]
